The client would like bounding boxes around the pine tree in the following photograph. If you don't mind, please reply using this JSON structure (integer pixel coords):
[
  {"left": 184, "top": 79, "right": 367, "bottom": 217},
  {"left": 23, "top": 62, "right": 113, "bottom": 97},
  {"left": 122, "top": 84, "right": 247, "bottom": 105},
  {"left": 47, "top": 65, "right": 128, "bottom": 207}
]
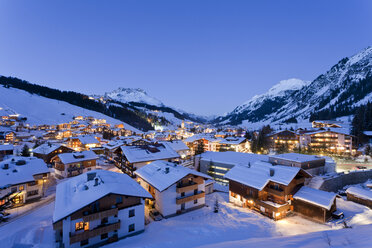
[
  {"left": 214, "top": 199, "right": 219, "bottom": 213},
  {"left": 21, "top": 144, "right": 31, "bottom": 157}
]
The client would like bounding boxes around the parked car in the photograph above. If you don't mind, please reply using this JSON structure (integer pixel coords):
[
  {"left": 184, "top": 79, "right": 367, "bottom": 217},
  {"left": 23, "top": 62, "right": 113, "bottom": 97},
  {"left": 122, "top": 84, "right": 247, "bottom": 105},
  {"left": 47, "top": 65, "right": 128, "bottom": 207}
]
[{"left": 149, "top": 209, "right": 162, "bottom": 221}]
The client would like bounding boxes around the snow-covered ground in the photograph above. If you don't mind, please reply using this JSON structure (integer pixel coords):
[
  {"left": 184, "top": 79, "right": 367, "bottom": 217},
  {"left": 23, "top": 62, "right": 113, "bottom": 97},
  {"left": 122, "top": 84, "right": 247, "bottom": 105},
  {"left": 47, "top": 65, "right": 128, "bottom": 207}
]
[
  {"left": 0, "top": 86, "right": 140, "bottom": 132},
  {"left": 2, "top": 192, "right": 372, "bottom": 248}
]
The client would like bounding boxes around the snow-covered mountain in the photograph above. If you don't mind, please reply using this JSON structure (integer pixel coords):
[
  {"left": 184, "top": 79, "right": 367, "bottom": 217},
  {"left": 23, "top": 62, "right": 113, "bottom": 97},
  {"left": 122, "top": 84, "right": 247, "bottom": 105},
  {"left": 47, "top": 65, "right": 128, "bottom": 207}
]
[
  {"left": 104, "top": 88, "right": 164, "bottom": 106},
  {"left": 97, "top": 88, "right": 208, "bottom": 126},
  {"left": 215, "top": 46, "right": 372, "bottom": 126}
]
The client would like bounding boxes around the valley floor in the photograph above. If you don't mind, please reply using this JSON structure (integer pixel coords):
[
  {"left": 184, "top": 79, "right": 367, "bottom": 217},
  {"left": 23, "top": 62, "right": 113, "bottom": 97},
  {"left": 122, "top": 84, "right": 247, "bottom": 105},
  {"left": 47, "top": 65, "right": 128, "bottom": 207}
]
[{"left": 1, "top": 192, "right": 372, "bottom": 248}]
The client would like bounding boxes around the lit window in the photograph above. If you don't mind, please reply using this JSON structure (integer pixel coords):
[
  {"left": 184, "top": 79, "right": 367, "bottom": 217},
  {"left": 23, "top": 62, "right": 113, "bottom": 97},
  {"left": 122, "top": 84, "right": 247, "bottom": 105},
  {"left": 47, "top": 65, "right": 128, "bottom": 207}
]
[
  {"left": 19, "top": 185, "right": 24, "bottom": 191},
  {"left": 75, "top": 221, "right": 89, "bottom": 231}
]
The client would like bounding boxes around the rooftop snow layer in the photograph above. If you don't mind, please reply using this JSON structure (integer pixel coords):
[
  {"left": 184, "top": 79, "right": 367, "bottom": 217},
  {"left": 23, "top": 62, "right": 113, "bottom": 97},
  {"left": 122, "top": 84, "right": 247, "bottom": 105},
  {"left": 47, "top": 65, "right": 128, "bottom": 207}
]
[
  {"left": 134, "top": 161, "right": 211, "bottom": 192},
  {"left": 269, "top": 153, "right": 325, "bottom": 163},
  {"left": 53, "top": 170, "right": 152, "bottom": 223},
  {"left": 33, "top": 143, "right": 62, "bottom": 155},
  {"left": 200, "top": 151, "right": 268, "bottom": 166},
  {"left": 120, "top": 144, "right": 179, "bottom": 163},
  {"left": 57, "top": 150, "right": 98, "bottom": 164},
  {"left": 160, "top": 140, "right": 189, "bottom": 152},
  {"left": 224, "top": 161, "right": 305, "bottom": 190},
  {"left": 293, "top": 186, "right": 336, "bottom": 210},
  {"left": 0, "top": 157, "right": 49, "bottom": 187},
  {"left": 346, "top": 186, "right": 372, "bottom": 201}
]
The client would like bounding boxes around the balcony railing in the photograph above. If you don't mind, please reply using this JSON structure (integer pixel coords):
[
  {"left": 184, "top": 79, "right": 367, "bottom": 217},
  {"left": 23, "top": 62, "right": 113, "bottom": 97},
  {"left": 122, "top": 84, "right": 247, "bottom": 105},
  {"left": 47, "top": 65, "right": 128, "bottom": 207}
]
[
  {"left": 176, "top": 182, "right": 199, "bottom": 194},
  {"left": 70, "top": 220, "right": 121, "bottom": 244},
  {"left": 176, "top": 191, "right": 205, "bottom": 205},
  {"left": 265, "top": 186, "right": 285, "bottom": 197},
  {"left": 82, "top": 208, "right": 118, "bottom": 222}
]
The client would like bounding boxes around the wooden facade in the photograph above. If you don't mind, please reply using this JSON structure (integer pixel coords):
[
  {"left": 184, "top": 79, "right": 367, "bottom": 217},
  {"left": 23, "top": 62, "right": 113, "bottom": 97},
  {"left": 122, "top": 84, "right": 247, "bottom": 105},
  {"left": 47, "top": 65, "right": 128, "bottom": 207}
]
[
  {"left": 228, "top": 170, "right": 309, "bottom": 220},
  {"left": 293, "top": 198, "right": 336, "bottom": 223}
]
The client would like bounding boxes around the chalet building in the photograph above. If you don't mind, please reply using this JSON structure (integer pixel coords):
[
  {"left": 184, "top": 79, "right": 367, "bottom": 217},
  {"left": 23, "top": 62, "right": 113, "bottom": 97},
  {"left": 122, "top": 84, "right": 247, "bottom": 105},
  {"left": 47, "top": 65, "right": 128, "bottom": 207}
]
[
  {"left": 312, "top": 121, "right": 342, "bottom": 129},
  {"left": 299, "top": 130, "right": 355, "bottom": 154},
  {"left": 33, "top": 143, "right": 74, "bottom": 164},
  {"left": 197, "top": 151, "right": 267, "bottom": 185},
  {"left": 346, "top": 186, "right": 372, "bottom": 209},
  {"left": 269, "top": 153, "right": 326, "bottom": 176},
  {"left": 160, "top": 140, "right": 191, "bottom": 159},
  {"left": 117, "top": 144, "right": 179, "bottom": 177},
  {"left": 218, "top": 137, "right": 248, "bottom": 153},
  {"left": 267, "top": 130, "right": 299, "bottom": 151},
  {"left": 52, "top": 150, "right": 98, "bottom": 178},
  {"left": 53, "top": 170, "right": 152, "bottom": 248},
  {"left": 102, "top": 141, "right": 124, "bottom": 161},
  {"left": 184, "top": 135, "right": 221, "bottom": 155},
  {"left": 67, "top": 135, "right": 101, "bottom": 151},
  {"left": 0, "top": 144, "right": 14, "bottom": 161},
  {"left": 225, "top": 161, "right": 312, "bottom": 220},
  {"left": 293, "top": 186, "right": 337, "bottom": 223},
  {"left": 135, "top": 161, "right": 211, "bottom": 218},
  {"left": 0, "top": 128, "right": 14, "bottom": 144},
  {"left": 0, "top": 157, "right": 50, "bottom": 207}
]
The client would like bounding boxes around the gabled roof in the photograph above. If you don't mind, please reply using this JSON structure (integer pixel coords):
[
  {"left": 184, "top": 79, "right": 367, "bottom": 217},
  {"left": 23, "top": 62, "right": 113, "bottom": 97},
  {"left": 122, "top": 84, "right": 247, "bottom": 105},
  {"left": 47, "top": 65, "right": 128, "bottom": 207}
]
[
  {"left": 134, "top": 161, "right": 211, "bottom": 192},
  {"left": 160, "top": 140, "right": 189, "bottom": 152},
  {"left": 71, "top": 135, "right": 100, "bottom": 145},
  {"left": 0, "top": 156, "right": 49, "bottom": 187},
  {"left": 293, "top": 186, "right": 336, "bottom": 210},
  {"left": 33, "top": 143, "right": 62, "bottom": 155},
  {"left": 219, "top": 137, "right": 247, "bottom": 145},
  {"left": 120, "top": 143, "right": 179, "bottom": 163},
  {"left": 57, "top": 150, "right": 98, "bottom": 164},
  {"left": 224, "top": 161, "right": 310, "bottom": 191},
  {"left": 53, "top": 170, "right": 152, "bottom": 223}
]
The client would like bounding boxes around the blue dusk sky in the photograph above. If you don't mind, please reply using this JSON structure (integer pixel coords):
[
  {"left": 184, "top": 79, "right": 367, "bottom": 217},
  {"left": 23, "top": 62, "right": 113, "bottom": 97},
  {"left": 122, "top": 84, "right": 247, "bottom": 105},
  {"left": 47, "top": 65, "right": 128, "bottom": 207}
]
[{"left": 0, "top": 0, "right": 371, "bottom": 116}]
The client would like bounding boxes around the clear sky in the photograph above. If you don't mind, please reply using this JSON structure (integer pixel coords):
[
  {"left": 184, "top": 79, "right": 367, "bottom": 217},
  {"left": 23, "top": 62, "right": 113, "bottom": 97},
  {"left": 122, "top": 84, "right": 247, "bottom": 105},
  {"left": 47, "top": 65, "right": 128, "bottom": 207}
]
[{"left": 0, "top": 1, "right": 371, "bottom": 116}]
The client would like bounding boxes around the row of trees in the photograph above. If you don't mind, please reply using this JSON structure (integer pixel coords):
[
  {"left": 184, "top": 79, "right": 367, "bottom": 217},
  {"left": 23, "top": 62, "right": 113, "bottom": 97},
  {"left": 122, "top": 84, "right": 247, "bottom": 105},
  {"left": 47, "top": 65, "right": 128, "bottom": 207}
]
[{"left": 351, "top": 101, "right": 372, "bottom": 144}]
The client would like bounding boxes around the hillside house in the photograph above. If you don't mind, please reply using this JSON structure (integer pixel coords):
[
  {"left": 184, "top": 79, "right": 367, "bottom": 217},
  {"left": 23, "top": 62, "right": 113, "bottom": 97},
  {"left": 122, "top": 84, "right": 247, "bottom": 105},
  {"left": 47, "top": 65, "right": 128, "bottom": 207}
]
[{"left": 52, "top": 151, "right": 98, "bottom": 178}]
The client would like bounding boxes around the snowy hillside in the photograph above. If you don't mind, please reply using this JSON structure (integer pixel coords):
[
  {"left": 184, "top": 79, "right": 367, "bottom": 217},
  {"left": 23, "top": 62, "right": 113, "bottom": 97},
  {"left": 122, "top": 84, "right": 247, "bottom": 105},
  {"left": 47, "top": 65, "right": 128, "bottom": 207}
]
[
  {"left": 0, "top": 86, "right": 140, "bottom": 132},
  {"left": 104, "top": 88, "right": 164, "bottom": 106},
  {"left": 216, "top": 46, "right": 372, "bottom": 126}
]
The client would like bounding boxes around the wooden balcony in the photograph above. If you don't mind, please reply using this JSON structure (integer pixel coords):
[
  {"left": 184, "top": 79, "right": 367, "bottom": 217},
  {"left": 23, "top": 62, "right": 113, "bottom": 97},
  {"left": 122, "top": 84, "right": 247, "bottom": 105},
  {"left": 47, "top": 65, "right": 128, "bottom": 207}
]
[
  {"left": 256, "top": 200, "right": 290, "bottom": 212},
  {"left": 176, "top": 192, "right": 205, "bottom": 205},
  {"left": 176, "top": 183, "right": 199, "bottom": 194},
  {"left": 70, "top": 221, "right": 121, "bottom": 244},
  {"left": 82, "top": 208, "right": 118, "bottom": 222},
  {"left": 265, "top": 187, "right": 285, "bottom": 197}
]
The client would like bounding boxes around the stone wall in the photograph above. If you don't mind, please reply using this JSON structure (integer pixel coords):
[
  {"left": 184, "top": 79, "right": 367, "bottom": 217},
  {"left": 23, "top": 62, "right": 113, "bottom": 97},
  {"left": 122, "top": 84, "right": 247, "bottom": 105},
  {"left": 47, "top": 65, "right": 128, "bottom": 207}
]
[{"left": 319, "top": 170, "right": 372, "bottom": 192}]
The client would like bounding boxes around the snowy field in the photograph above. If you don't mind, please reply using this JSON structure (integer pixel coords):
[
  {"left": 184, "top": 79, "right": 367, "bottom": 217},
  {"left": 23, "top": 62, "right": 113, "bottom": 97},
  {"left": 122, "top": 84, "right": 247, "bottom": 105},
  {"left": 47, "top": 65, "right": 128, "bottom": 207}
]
[{"left": 2, "top": 192, "right": 372, "bottom": 248}]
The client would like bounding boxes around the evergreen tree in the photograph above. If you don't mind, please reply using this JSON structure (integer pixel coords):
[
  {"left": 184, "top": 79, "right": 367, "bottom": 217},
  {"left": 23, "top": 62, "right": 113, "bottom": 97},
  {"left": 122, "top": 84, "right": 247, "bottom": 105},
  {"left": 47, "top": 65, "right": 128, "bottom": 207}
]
[{"left": 21, "top": 144, "right": 31, "bottom": 157}]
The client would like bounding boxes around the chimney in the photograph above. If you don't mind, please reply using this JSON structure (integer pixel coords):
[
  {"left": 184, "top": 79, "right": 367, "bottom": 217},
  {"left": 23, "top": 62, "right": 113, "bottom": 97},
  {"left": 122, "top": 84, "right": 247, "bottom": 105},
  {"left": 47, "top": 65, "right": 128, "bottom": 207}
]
[
  {"left": 270, "top": 168, "right": 275, "bottom": 177},
  {"left": 165, "top": 167, "right": 170, "bottom": 174},
  {"left": 3, "top": 164, "right": 9, "bottom": 169},
  {"left": 94, "top": 178, "right": 99, "bottom": 186}
]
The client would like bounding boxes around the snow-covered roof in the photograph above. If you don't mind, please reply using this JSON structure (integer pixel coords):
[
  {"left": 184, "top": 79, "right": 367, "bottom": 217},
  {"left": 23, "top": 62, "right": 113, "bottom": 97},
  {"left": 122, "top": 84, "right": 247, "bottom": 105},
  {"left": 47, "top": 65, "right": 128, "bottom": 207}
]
[
  {"left": 53, "top": 170, "right": 152, "bottom": 223},
  {"left": 184, "top": 134, "right": 221, "bottom": 143},
  {"left": 224, "top": 161, "right": 307, "bottom": 190},
  {"left": 219, "top": 137, "right": 246, "bottom": 145},
  {"left": 0, "top": 157, "right": 49, "bottom": 187},
  {"left": 33, "top": 143, "right": 62, "bottom": 155},
  {"left": 200, "top": 151, "right": 268, "bottom": 166},
  {"left": 120, "top": 143, "right": 179, "bottom": 163},
  {"left": 302, "top": 129, "right": 352, "bottom": 136},
  {"left": 0, "top": 144, "right": 14, "bottom": 151},
  {"left": 75, "top": 135, "right": 100, "bottom": 145},
  {"left": 363, "top": 131, "right": 372, "bottom": 136},
  {"left": 102, "top": 141, "right": 124, "bottom": 150},
  {"left": 269, "top": 153, "right": 325, "bottom": 163},
  {"left": 160, "top": 140, "right": 189, "bottom": 152},
  {"left": 346, "top": 186, "right": 372, "bottom": 201},
  {"left": 57, "top": 150, "right": 98, "bottom": 164},
  {"left": 134, "top": 161, "right": 211, "bottom": 192},
  {"left": 293, "top": 186, "right": 336, "bottom": 210}
]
